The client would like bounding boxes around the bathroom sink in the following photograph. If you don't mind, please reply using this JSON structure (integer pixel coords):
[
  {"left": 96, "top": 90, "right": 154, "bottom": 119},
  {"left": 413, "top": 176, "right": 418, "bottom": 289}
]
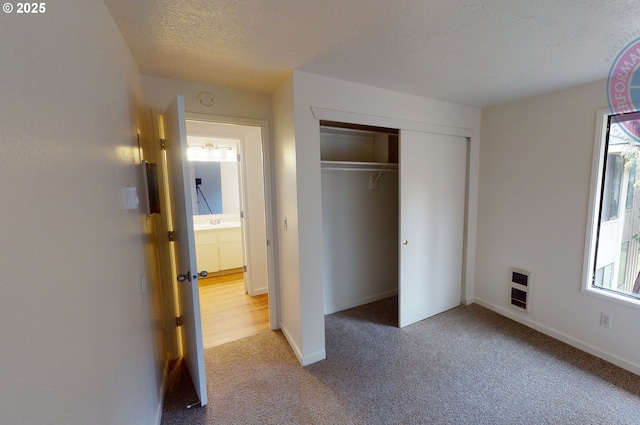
[
  {"left": 213, "top": 222, "right": 240, "bottom": 228},
  {"left": 193, "top": 222, "right": 241, "bottom": 231}
]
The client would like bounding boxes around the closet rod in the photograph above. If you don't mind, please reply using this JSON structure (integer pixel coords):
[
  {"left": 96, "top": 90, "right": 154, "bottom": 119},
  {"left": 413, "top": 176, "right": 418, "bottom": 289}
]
[
  {"left": 321, "top": 167, "right": 398, "bottom": 172},
  {"left": 320, "top": 160, "right": 398, "bottom": 172}
]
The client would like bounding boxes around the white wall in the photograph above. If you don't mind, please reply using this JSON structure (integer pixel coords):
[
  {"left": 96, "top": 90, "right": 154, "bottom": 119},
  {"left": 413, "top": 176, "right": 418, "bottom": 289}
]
[
  {"left": 272, "top": 75, "right": 303, "bottom": 359},
  {"left": 476, "top": 79, "right": 640, "bottom": 375},
  {"left": 0, "top": 1, "right": 166, "bottom": 424},
  {"left": 220, "top": 162, "right": 241, "bottom": 214},
  {"left": 273, "top": 70, "right": 481, "bottom": 365},
  {"left": 141, "top": 75, "right": 273, "bottom": 121}
]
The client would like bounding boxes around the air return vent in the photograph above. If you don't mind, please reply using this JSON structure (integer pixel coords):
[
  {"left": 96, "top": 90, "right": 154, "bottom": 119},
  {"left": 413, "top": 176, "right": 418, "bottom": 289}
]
[{"left": 510, "top": 268, "right": 531, "bottom": 312}]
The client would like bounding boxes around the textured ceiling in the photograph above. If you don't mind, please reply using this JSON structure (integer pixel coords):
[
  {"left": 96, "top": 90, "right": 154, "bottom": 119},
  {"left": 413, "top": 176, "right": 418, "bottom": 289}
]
[{"left": 102, "top": 0, "right": 640, "bottom": 107}]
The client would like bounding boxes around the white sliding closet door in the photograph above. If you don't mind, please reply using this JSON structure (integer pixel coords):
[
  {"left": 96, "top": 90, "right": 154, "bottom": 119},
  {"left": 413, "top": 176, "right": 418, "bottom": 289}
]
[{"left": 399, "top": 130, "right": 467, "bottom": 328}]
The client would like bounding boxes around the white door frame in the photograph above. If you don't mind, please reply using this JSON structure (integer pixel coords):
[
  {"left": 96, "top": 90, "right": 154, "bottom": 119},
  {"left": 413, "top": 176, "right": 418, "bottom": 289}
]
[
  {"left": 185, "top": 112, "right": 278, "bottom": 330},
  {"left": 145, "top": 109, "right": 181, "bottom": 360}
]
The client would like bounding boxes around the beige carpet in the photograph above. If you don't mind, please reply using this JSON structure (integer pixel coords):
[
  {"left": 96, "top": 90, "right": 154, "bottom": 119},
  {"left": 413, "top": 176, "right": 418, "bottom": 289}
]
[{"left": 161, "top": 297, "right": 640, "bottom": 424}]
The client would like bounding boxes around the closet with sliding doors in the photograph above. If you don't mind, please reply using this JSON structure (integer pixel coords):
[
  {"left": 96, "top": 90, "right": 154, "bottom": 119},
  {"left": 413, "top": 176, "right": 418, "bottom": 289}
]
[
  {"left": 320, "top": 118, "right": 469, "bottom": 328},
  {"left": 320, "top": 121, "right": 399, "bottom": 317}
]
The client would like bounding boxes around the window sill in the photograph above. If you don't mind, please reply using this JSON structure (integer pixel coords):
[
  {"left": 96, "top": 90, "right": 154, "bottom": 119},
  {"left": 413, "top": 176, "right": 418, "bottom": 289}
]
[{"left": 582, "top": 285, "right": 640, "bottom": 310}]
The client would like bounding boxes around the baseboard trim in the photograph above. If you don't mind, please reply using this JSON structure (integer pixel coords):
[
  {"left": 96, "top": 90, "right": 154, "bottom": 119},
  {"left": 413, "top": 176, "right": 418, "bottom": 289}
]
[
  {"left": 473, "top": 297, "right": 640, "bottom": 376},
  {"left": 154, "top": 353, "right": 170, "bottom": 425},
  {"left": 249, "top": 287, "right": 268, "bottom": 296},
  {"left": 280, "top": 323, "right": 326, "bottom": 366},
  {"left": 301, "top": 349, "right": 327, "bottom": 366},
  {"left": 324, "top": 290, "right": 398, "bottom": 315},
  {"left": 280, "top": 323, "right": 304, "bottom": 365}
]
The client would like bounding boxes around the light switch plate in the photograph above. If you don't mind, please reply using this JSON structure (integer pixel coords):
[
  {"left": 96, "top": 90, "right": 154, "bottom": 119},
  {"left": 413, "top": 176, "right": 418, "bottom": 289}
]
[{"left": 125, "top": 186, "right": 139, "bottom": 210}]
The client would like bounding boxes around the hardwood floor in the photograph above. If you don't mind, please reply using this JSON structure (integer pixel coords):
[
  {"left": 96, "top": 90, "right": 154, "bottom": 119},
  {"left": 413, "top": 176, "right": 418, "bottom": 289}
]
[{"left": 198, "top": 272, "right": 269, "bottom": 349}]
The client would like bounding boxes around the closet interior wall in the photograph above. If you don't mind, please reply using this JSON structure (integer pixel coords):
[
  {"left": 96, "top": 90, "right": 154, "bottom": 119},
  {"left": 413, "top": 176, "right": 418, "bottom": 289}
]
[{"left": 320, "top": 123, "right": 399, "bottom": 314}]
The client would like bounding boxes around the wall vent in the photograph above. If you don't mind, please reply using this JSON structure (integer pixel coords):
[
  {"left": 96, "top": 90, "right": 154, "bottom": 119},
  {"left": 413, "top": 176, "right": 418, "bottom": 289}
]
[{"left": 510, "top": 268, "right": 531, "bottom": 312}]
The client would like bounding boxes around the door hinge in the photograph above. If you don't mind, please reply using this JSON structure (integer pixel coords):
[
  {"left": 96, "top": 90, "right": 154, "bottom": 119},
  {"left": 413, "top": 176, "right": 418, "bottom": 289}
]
[
  {"left": 237, "top": 153, "right": 241, "bottom": 162},
  {"left": 267, "top": 239, "right": 270, "bottom": 246},
  {"left": 243, "top": 265, "right": 247, "bottom": 273},
  {"left": 160, "top": 139, "right": 166, "bottom": 150},
  {"left": 175, "top": 316, "right": 183, "bottom": 327},
  {"left": 168, "top": 231, "right": 175, "bottom": 241},
  {"left": 240, "top": 210, "right": 244, "bottom": 218}
]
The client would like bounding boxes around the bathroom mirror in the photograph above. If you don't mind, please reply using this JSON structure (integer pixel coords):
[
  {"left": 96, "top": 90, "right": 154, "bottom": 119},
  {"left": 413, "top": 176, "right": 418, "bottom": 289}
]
[{"left": 187, "top": 138, "right": 241, "bottom": 216}]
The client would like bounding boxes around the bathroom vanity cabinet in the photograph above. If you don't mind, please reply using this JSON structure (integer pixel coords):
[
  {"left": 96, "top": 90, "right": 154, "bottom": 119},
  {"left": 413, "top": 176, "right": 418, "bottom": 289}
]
[{"left": 194, "top": 225, "right": 243, "bottom": 273}]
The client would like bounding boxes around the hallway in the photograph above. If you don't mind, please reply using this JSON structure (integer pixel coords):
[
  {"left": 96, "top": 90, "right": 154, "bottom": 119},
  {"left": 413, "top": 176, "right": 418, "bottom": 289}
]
[{"left": 198, "top": 272, "right": 269, "bottom": 348}]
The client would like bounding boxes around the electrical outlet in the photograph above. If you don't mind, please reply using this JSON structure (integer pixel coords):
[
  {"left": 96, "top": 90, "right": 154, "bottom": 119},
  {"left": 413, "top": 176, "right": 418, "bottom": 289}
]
[{"left": 600, "top": 312, "right": 612, "bottom": 329}]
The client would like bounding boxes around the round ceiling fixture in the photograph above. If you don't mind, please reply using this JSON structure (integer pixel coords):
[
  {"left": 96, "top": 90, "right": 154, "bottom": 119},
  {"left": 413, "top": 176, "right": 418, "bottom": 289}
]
[{"left": 198, "top": 92, "right": 215, "bottom": 108}]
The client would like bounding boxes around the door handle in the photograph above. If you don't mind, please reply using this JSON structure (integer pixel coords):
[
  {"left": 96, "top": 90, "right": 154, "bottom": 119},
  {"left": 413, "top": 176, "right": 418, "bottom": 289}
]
[
  {"left": 177, "top": 270, "right": 208, "bottom": 282},
  {"left": 403, "top": 240, "right": 409, "bottom": 245}
]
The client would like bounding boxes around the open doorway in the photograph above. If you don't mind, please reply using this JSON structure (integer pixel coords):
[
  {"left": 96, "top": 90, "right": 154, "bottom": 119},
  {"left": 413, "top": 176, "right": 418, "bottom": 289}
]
[
  {"left": 185, "top": 117, "right": 273, "bottom": 348},
  {"left": 320, "top": 122, "right": 399, "bottom": 325}
]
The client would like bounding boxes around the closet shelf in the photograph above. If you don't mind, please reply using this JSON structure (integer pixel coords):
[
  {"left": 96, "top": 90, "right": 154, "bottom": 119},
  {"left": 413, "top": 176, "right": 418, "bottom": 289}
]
[{"left": 320, "top": 160, "right": 398, "bottom": 172}]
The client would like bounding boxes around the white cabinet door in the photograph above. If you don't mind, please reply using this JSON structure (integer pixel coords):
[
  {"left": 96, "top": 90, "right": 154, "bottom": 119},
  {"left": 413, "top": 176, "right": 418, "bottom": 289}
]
[
  {"left": 219, "top": 228, "right": 244, "bottom": 270},
  {"left": 399, "top": 130, "right": 466, "bottom": 328},
  {"left": 162, "top": 95, "right": 208, "bottom": 406},
  {"left": 195, "top": 230, "right": 220, "bottom": 273}
]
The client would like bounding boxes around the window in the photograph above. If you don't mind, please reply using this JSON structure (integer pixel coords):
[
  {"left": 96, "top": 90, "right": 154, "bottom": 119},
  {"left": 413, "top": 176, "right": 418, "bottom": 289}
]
[
  {"left": 601, "top": 154, "right": 623, "bottom": 221},
  {"left": 626, "top": 163, "right": 636, "bottom": 209},
  {"left": 585, "top": 110, "right": 640, "bottom": 303},
  {"left": 618, "top": 241, "right": 629, "bottom": 289},
  {"left": 594, "top": 263, "right": 615, "bottom": 289}
]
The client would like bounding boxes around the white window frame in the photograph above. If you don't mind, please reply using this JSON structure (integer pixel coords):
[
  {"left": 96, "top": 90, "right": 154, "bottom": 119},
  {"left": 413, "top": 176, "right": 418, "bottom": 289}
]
[{"left": 583, "top": 108, "right": 640, "bottom": 309}]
